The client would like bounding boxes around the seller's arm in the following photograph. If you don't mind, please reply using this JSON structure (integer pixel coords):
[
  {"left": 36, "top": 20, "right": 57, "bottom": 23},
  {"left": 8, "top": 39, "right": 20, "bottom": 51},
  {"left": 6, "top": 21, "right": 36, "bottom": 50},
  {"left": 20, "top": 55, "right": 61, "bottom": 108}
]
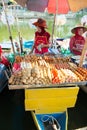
[
  {"left": 41, "top": 33, "right": 51, "bottom": 48},
  {"left": 70, "top": 37, "right": 78, "bottom": 51},
  {"left": 41, "top": 43, "right": 50, "bottom": 48},
  {"left": 70, "top": 37, "right": 76, "bottom": 51}
]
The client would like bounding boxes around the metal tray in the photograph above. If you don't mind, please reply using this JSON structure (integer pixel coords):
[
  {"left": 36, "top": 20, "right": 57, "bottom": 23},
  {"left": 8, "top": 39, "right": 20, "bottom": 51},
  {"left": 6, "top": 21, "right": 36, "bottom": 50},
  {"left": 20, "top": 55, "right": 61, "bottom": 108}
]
[{"left": 9, "top": 80, "right": 87, "bottom": 90}]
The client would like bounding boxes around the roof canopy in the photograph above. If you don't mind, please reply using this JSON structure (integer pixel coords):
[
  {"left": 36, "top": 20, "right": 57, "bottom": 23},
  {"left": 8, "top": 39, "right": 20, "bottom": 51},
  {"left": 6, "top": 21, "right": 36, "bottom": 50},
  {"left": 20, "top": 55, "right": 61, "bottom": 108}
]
[{"left": 13, "top": 0, "right": 87, "bottom": 13}]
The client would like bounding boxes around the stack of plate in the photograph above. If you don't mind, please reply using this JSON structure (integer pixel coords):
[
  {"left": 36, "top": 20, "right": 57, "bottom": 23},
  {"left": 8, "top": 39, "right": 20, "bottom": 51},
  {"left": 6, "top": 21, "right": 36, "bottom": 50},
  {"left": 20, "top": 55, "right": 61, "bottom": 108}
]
[{"left": 71, "top": 55, "right": 87, "bottom": 68}]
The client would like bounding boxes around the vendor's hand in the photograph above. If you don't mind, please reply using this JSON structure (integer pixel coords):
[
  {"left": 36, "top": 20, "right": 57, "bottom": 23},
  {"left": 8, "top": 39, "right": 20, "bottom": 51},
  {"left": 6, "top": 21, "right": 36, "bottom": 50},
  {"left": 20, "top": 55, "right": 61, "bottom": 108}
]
[
  {"left": 78, "top": 49, "right": 82, "bottom": 52},
  {"left": 41, "top": 43, "right": 45, "bottom": 48},
  {"left": 72, "top": 47, "right": 77, "bottom": 50},
  {"left": 73, "top": 47, "right": 82, "bottom": 52},
  {"left": 73, "top": 47, "right": 80, "bottom": 51}
]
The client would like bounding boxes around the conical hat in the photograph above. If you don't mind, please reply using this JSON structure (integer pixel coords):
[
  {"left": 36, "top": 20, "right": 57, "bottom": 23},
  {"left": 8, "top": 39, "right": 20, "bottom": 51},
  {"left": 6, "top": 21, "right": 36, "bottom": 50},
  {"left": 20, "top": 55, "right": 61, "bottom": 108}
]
[{"left": 71, "top": 25, "right": 87, "bottom": 34}]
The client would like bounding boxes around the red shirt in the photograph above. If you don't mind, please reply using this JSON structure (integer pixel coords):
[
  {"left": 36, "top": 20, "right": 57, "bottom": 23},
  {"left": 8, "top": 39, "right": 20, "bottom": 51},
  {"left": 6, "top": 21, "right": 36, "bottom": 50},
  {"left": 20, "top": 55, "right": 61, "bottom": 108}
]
[
  {"left": 0, "top": 56, "right": 10, "bottom": 67},
  {"left": 0, "top": 46, "right": 2, "bottom": 56},
  {"left": 70, "top": 36, "right": 85, "bottom": 55},
  {"left": 0, "top": 46, "right": 10, "bottom": 67},
  {"left": 12, "top": 62, "right": 21, "bottom": 73},
  {"left": 34, "top": 30, "right": 50, "bottom": 54}
]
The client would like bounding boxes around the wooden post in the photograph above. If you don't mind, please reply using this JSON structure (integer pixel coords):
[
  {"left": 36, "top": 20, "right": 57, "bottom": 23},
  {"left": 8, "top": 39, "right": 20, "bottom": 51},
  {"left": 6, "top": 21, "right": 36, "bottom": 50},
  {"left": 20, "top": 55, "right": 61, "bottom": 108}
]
[
  {"left": 79, "top": 38, "right": 87, "bottom": 67},
  {"left": 19, "top": 34, "right": 23, "bottom": 54},
  {"left": 1, "top": 0, "right": 15, "bottom": 54},
  {"left": 51, "top": 0, "right": 58, "bottom": 44},
  {"left": 52, "top": 13, "right": 56, "bottom": 44},
  {"left": 15, "top": 14, "right": 23, "bottom": 54}
]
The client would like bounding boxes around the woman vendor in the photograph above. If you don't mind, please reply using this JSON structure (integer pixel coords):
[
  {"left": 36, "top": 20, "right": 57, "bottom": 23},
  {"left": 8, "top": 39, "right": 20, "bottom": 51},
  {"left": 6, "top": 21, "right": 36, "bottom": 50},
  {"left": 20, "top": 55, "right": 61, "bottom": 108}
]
[
  {"left": 30, "top": 18, "right": 50, "bottom": 55},
  {"left": 69, "top": 25, "right": 87, "bottom": 55}
]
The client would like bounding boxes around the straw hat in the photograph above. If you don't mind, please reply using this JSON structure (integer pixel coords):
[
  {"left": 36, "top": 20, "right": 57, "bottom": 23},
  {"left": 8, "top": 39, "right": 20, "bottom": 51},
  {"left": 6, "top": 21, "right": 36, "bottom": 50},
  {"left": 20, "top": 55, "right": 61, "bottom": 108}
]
[
  {"left": 71, "top": 25, "right": 87, "bottom": 34},
  {"left": 32, "top": 18, "right": 47, "bottom": 28}
]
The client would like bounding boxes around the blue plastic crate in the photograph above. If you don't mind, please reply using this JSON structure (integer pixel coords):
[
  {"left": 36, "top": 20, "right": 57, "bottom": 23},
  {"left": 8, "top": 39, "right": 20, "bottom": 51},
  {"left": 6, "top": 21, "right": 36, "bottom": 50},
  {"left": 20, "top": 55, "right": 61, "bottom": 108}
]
[
  {"left": 33, "top": 111, "right": 67, "bottom": 130},
  {"left": 23, "top": 40, "right": 34, "bottom": 49}
]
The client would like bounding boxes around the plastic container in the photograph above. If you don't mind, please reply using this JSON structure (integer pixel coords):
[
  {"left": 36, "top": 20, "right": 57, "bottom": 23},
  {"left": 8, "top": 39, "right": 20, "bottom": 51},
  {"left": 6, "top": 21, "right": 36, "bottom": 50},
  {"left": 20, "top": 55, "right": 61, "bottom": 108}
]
[
  {"left": 23, "top": 40, "right": 34, "bottom": 49},
  {"left": 7, "top": 53, "right": 15, "bottom": 64},
  {"left": 31, "top": 112, "right": 67, "bottom": 130}
]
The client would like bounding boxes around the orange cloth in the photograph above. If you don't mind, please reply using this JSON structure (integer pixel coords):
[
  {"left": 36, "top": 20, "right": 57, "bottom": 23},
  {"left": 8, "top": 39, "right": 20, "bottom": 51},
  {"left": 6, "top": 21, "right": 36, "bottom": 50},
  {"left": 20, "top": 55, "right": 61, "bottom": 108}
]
[
  {"left": 47, "top": 0, "right": 87, "bottom": 14},
  {"left": 47, "top": 0, "right": 69, "bottom": 14},
  {"left": 68, "top": 0, "right": 87, "bottom": 12}
]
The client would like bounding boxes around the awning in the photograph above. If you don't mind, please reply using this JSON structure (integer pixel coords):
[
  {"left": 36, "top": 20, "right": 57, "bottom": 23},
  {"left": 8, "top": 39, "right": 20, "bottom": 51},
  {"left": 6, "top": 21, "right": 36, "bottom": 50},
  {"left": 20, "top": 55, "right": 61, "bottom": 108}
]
[{"left": 14, "top": 0, "right": 87, "bottom": 14}]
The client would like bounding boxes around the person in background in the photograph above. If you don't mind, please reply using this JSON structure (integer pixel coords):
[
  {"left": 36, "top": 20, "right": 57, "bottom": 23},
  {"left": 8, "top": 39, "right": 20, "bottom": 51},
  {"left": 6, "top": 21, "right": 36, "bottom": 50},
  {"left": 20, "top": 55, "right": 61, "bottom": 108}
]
[
  {"left": 69, "top": 25, "right": 87, "bottom": 55},
  {"left": 12, "top": 55, "right": 22, "bottom": 73},
  {"left": 0, "top": 45, "right": 2, "bottom": 57},
  {"left": 0, "top": 45, "right": 10, "bottom": 67},
  {"left": 14, "top": 41, "right": 20, "bottom": 54},
  {"left": 30, "top": 18, "right": 50, "bottom": 55}
]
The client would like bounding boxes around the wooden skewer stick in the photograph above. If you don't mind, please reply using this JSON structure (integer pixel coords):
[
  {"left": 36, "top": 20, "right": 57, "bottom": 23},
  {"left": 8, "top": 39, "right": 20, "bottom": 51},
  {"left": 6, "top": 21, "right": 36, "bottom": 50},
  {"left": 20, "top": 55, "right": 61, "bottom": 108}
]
[
  {"left": 10, "top": 62, "right": 13, "bottom": 69},
  {"left": 8, "top": 65, "right": 12, "bottom": 75},
  {"left": 4, "top": 70, "right": 9, "bottom": 80},
  {"left": 79, "top": 38, "right": 87, "bottom": 67}
]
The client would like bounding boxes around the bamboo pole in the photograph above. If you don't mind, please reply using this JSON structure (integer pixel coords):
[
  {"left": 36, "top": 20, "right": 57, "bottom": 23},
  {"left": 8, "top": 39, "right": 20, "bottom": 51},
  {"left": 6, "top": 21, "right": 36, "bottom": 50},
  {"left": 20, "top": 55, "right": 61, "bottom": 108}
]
[
  {"left": 1, "top": 0, "right": 15, "bottom": 54},
  {"left": 4, "top": 70, "right": 9, "bottom": 80},
  {"left": 51, "top": 0, "right": 58, "bottom": 44},
  {"left": 14, "top": 9, "right": 23, "bottom": 54},
  {"left": 52, "top": 13, "right": 56, "bottom": 44},
  {"left": 79, "top": 37, "right": 87, "bottom": 67},
  {"left": 19, "top": 32, "right": 23, "bottom": 53}
]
